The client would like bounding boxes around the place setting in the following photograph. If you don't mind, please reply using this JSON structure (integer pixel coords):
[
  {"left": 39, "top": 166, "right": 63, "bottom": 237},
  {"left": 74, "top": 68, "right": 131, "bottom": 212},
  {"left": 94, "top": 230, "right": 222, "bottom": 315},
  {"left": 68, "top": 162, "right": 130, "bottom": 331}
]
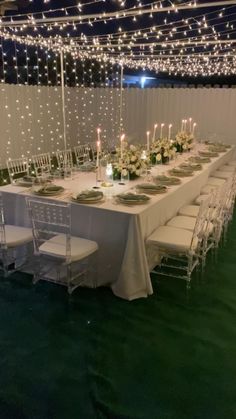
[
  {"left": 32, "top": 184, "right": 65, "bottom": 197},
  {"left": 115, "top": 192, "right": 151, "bottom": 206},
  {"left": 71, "top": 189, "right": 105, "bottom": 205},
  {"left": 152, "top": 175, "right": 182, "bottom": 186},
  {"left": 168, "top": 167, "right": 194, "bottom": 178}
]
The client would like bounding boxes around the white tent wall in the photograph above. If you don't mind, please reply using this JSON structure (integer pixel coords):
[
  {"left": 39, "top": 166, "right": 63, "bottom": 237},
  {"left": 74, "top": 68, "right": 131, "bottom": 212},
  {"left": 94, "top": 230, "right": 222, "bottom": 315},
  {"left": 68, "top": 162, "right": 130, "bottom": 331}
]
[{"left": 0, "top": 85, "right": 236, "bottom": 168}]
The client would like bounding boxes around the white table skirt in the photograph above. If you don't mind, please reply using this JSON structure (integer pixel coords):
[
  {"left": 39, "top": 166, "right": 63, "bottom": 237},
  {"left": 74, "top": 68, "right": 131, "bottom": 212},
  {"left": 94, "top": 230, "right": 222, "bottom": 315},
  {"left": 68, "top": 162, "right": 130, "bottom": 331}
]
[{"left": 0, "top": 145, "right": 235, "bottom": 300}]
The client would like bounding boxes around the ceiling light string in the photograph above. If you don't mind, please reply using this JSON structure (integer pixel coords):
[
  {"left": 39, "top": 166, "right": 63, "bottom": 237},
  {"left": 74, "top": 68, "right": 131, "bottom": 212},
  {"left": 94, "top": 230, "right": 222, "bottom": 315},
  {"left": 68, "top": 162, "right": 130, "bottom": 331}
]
[{"left": 1, "top": 1, "right": 236, "bottom": 28}]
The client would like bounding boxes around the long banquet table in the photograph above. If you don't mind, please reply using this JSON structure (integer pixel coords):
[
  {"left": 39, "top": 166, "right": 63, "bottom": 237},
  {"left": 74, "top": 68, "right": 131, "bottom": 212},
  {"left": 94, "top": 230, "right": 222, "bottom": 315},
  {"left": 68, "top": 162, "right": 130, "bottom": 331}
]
[{"left": 0, "top": 145, "right": 235, "bottom": 300}]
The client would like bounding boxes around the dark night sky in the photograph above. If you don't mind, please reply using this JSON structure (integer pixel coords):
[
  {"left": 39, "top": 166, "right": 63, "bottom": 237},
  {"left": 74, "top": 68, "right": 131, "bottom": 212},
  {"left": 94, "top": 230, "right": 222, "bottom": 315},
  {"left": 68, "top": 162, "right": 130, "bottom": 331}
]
[
  {"left": 7, "top": 0, "right": 236, "bottom": 37},
  {"left": 3, "top": 0, "right": 236, "bottom": 83}
]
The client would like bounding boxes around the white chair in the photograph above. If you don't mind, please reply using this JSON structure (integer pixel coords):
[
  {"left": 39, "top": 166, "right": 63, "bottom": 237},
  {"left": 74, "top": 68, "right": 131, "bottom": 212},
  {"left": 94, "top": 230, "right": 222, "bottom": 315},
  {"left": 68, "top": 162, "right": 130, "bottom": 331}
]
[
  {"left": 56, "top": 149, "right": 74, "bottom": 171},
  {"left": 146, "top": 197, "right": 210, "bottom": 284},
  {"left": 220, "top": 165, "right": 235, "bottom": 172},
  {"left": 74, "top": 144, "right": 90, "bottom": 166},
  {"left": 0, "top": 193, "right": 32, "bottom": 276},
  {"left": 228, "top": 160, "right": 236, "bottom": 167},
  {"left": 32, "top": 152, "right": 52, "bottom": 177},
  {"left": 212, "top": 170, "right": 233, "bottom": 180},
  {"left": 178, "top": 204, "right": 200, "bottom": 218},
  {"left": 6, "top": 157, "right": 29, "bottom": 184},
  {"left": 200, "top": 184, "right": 219, "bottom": 195},
  {"left": 206, "top": 177, "right": 225, "bottom": 187},
  {"left": 88, "top": 142, "right": 97, "bottom": 162},
  {"left": 27, "top": 199, "right": 98, "bottom": 294}
]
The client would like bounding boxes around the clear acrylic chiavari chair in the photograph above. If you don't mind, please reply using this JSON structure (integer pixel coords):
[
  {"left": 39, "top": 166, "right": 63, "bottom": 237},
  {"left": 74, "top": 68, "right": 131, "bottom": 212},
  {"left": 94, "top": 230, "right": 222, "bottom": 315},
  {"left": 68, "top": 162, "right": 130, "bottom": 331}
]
[
  {"left": 0, "top": 193, "right": 33, "bottom": 276},
  {"left": 27, "top": 198, "right": 98, "bottom": 294},
  {"left": 6, "top": 157, "right": 29, "bottom": 184},
  {"left": 74, "top": 144, "right": 90, "bottom": 166},
  {"left": 55, "top": 149, "right": 74, "bottom": 178},
  {"left": 147, "top": 196, "right": 211, "bottom": 286},
  {"left": 32, "top": 152, "right": 52, "bottom": 177}
]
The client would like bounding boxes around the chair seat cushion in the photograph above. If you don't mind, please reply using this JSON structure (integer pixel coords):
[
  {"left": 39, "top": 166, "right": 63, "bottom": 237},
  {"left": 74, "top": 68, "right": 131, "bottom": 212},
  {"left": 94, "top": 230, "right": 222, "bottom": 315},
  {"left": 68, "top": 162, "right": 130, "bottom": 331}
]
[
  {"left": 167, "top": 215, "right": 196, "bottom": 232},
  {"left": 201, "top": 185, "right": 219, "bottom": 195},
  {"left": 4, "top": 225, "right": 32, "bottom": 247},
  {"left": 212, "top": 170, "right": 232, "bottom": 180},
  {"left": 195, "top": 195, "right": 209, "bottom": 205},
  {"left": 39, "top": 234, "right": 98, "bottom": 262},
  {"left": 220, "top": 165, "right": 235, "bottom": 172},
  {"left": 167, "top": 216, "right": 214, "bottom": 235},
  {"left": 147, "top": 226, "right": 197, "bottom": 253},
  {"left": 207, "top": 177, "right": 225, "bottom": 186},
  {"left": 228, "top": 161, "right": 236, "bottom": 167},
  {"left": 178, "top": 205, "right": 199, "bottom": 218}
]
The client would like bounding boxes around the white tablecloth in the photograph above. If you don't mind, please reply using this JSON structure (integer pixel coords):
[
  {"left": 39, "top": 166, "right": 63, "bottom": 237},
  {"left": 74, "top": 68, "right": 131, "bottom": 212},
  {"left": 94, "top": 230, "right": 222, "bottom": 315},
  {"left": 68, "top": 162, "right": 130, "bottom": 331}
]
[{"left": 0, "top": 145, "right": 235, "bottom": 300}]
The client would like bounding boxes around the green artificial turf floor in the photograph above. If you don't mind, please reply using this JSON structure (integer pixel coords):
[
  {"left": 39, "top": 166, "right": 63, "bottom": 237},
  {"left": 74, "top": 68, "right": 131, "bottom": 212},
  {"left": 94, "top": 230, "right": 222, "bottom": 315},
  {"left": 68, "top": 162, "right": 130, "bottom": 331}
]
[{"left": 0, "top": 213, "right": 236, "bottom": 419}]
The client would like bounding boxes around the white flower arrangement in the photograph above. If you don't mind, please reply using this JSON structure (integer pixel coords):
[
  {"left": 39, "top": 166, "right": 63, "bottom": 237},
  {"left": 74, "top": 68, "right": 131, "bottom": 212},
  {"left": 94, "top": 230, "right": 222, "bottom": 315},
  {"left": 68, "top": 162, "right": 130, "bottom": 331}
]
[
  {"left": 113, "top": 141, "right": 149, "bottom": 179},
  {"left": 150, "top": 138, "right": 176, "bottom": 164},
  {"left": 175, "top": 131, "right": 194, "bottom": 152}
]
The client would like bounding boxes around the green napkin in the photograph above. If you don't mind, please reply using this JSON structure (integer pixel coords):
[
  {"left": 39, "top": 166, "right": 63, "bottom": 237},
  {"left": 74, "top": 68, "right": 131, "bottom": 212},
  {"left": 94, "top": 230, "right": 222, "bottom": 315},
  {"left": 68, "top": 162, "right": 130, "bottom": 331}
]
[
  {"left": 137, "top": 183, "right": 166, "bottom": 190},
  {"left": 76, "top": 190, "right": 103, "bottom": 200},
  {"left": 117, "top": 193, "right": 150, "bottom": 202}
]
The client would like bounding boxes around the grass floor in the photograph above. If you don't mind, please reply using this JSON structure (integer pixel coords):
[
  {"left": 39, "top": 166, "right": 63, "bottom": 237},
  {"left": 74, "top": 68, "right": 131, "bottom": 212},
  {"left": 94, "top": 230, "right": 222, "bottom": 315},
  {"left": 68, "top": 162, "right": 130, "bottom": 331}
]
[{"left": 0, "top": 214, "right": 236, "bottom": 419}]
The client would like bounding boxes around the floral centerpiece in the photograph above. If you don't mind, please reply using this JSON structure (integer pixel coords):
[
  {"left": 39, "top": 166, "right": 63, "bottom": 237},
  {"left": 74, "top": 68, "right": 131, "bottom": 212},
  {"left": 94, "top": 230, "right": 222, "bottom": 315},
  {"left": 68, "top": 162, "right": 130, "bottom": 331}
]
[
  {"left": 175, "top": 131, "right": 194, "bottom": 153},
  {"left": 150, "top": 138, "right": 176, "bottom": 165},
  {"left": 113, "top": 142, "right": 149, "bottom": 180}
]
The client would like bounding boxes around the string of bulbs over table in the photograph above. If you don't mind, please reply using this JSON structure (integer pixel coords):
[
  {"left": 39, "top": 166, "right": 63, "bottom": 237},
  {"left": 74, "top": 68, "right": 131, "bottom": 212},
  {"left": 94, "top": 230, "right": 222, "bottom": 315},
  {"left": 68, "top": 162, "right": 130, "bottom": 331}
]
[{"left": 0, "top": 0, "right": 235, "bottom": 173}]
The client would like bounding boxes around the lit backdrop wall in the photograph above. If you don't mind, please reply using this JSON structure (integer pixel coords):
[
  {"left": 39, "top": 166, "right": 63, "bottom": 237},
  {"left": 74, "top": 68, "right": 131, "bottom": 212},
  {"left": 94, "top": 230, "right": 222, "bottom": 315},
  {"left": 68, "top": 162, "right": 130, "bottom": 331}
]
[{"left": 0, "top": 84, "right": 236, "bottom": 168}]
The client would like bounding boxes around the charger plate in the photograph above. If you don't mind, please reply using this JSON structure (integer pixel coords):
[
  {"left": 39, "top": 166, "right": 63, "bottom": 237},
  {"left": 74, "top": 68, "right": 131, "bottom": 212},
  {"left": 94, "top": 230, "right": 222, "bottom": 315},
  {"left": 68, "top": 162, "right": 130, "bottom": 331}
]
[
  {"left": 169, "top": 168, "right": 194, "bottom": 177},
  {"left": 116, "top": 193, "right": 150, "bottom": 205},
  {"left": 72, "top": 190, "right": 104, "bottom": 204},
  {"left": 33, "top": 185, "right": 64, "bottom": 196},
  {"left": 154, "top": 175, "right": 181, "bottom": 186},
  {"left": 136, "top": 183, "right": 167, "bottom": 194},
  {"left": 179, "top": 163, "right": 202, "bottom": 171},
  {"left": 189, "top": 156, "right": 211, "bottom": 164},
  {"left": 199, "top": 151, "right": 219, "bottom": 158}
]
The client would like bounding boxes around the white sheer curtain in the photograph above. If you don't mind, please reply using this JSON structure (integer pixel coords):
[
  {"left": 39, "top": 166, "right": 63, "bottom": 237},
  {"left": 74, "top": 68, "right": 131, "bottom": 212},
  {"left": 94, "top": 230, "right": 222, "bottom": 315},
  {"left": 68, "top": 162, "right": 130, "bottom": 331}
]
[{"left": 0, "top": 84, "right": 236, "bottom": 167}]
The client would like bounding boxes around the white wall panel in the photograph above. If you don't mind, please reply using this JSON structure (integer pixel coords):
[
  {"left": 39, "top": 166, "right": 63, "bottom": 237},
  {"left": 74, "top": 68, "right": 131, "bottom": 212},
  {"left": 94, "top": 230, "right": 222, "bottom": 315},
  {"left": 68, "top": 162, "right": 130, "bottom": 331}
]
[{"left": 0, "top": 84, "right": 235, "bottom": 168}]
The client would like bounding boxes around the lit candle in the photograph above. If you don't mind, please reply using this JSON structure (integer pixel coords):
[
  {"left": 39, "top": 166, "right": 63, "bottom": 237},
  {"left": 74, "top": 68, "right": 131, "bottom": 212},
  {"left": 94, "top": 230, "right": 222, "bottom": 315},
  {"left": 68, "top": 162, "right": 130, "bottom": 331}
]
[
  {"left": 97, "top": 128, "right": 101, "bottom": 147},
  {"left": 160, "top": 123, "right": 165, "bottom": 139},
  {"left": 181, "top": 119, "right": 184, "bottom": 131},
  {"left": 120, "top": 134, "right": 125, "bottom": 159},
  {"left": 152, "top": 123, "right": 158, "bottom": 143},
  {"left": 96, "top": 140, "right": 100, "bottom": 167},
  {"left": 189, "top": 118, "right": 192, "bottom": 133},
  {"left": 146, "top": 131, "right": 150, "bottom": 151},
  {"left": 192, "top": 123, "right": 197, "bottom": 136},
  {"left": 184, "top": 119, "right": 187, "bottom": 131},
  {"left": 168, "top": 124, "right": 172, "bottom": 140}
]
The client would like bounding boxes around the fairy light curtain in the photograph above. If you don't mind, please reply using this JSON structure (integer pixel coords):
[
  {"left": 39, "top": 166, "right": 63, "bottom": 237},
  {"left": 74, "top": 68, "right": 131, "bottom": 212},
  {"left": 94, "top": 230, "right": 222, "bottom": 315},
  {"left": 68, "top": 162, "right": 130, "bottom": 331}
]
[{"left": 1, "top": 0, "right": 236, "bottom": 169}]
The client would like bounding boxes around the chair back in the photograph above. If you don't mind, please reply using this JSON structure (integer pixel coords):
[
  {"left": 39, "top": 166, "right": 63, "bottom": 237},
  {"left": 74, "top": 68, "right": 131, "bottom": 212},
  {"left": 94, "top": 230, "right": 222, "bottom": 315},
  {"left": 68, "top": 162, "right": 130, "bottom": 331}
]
[
  {"left": 32, "top": 153, "right": 52, "bottom": 176},
  {"left": 56, "top": 149, "right": 73, "bottom": 170},
  {"left": 6, "top": 157, "right": 29, "bottom": 183},
  {"left": 74, "top": 144, "right": 90, "bottom": 165},
  {"left": 27, "top": 199, "right": 71, "bottom": 260},
  {"left": 0, "top": 193, "right": 6, "bottom": 249},
  {"left": 190, "top": 195, "right": 211, "bottom": 253},
  {"left": 88, "top": 142, "right": 97, "bottom": 162}
]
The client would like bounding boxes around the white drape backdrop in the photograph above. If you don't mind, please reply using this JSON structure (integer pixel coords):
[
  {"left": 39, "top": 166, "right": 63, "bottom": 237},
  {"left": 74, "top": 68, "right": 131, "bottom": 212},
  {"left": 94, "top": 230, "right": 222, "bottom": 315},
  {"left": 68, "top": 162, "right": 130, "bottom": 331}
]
[{"left": 0, "top": 84, "right": 236, "bottom": 167}]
